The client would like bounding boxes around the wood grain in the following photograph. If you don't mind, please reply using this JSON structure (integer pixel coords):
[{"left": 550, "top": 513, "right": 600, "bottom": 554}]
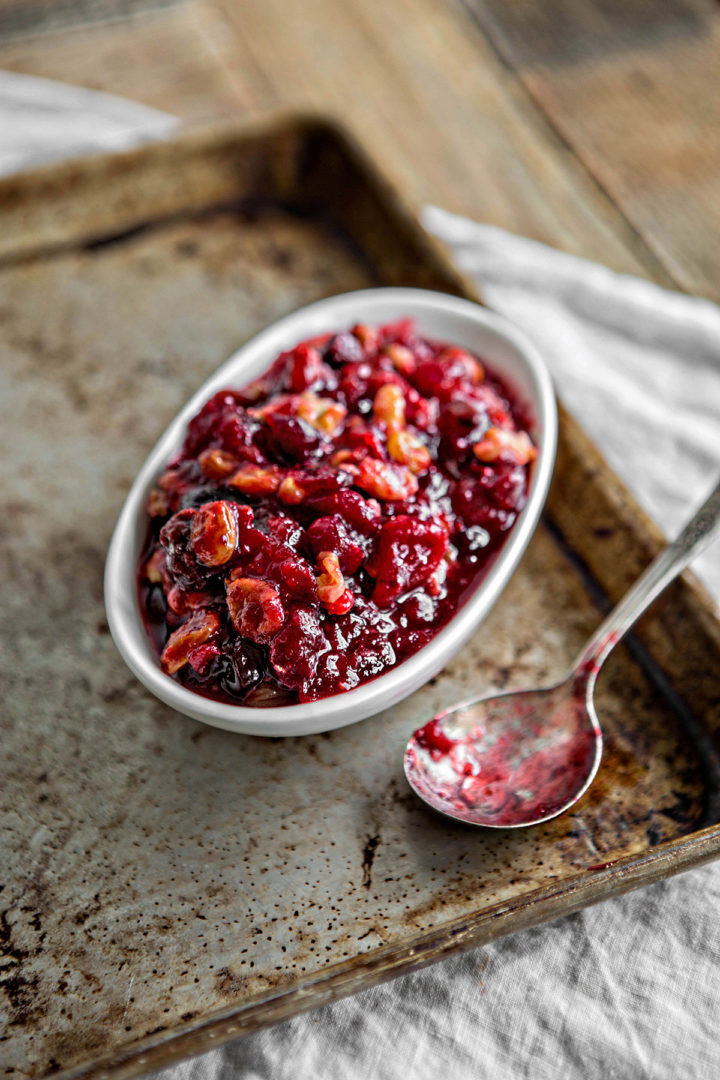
[
  {"left": 213, "top": 0, "right": 676, "bottom": 281},
  {"left": 466, "top": 0, "right": 720, "bottom": 299},
  {"left": 0, "top": 0, "right": 179, "bottom": 41},
  {"left": 0, "top": 3, "right": 242, "bottom": 120},
  {"left": 0, "top": 0, "right": 682, "bottom": 287}
]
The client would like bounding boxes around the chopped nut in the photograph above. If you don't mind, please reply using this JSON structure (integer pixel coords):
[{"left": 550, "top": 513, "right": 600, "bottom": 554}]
[
  {"left": 198, "top": 447, "right": 237, "bottom": 480},
  {"left": 387, "top": 428, "right": 432, "bottom": 473},
  {"left": 330, "top": 448, "right": 358, "bottom": 466},
  {"left": 166, "top": 586, "right": 216, "bottom": 616},
  {"left": 278, "top": 475, "right": 306, "bottom": 505},
  {"left": 316, "top": 551, "right": 347, "bottom": 606},
  {"left": 352, "top": 323, "right": 379, "bottom": 352},
  {"left": 144, "top": 547, "right": 166, "bottom": 583},
  {"left": 296, "top": 392, "right": 347, "bottom": 435},
  {"left": 354, "top": 457, "right": 418, "bottom": 501},
  {"left": 228, "top": 463, "right": 283, "bottom": 495},
  {"left": 226, "top": 576, "right": 286, "bottom": 642},
  {"left": 146, "top": 487, "right": 170, "bottom": 518},
  {"left": 372, "top": 383, "right": 405, "bottom": 431},
  {"left": 190, "top": 501, "right": 238, "bottom": 566},
  {"left": 161, "top": 610, "right": 221, "bottom": 674},
  {"left": 383, "top": 342, "right": 416, "bottom": 376},
  {"left": 473, "top": 427, "right": 537, "bottom": 465}
]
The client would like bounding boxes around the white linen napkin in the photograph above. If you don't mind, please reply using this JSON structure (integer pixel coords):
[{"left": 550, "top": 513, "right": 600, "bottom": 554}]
[
  {"left": 3, "top": 72, "right": 720, "bottom": 1080},
  {"left": 0, "top": 70, "right": 177, "bottom": 175}
]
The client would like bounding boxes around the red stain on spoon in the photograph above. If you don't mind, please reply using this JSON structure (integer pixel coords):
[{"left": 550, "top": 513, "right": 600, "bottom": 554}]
[{"left": 405, "top": 660, "right": 603, "bottom": 827}]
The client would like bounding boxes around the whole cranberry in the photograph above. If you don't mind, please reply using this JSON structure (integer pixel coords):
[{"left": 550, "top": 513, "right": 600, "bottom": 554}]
[
  {"left": 337, "top": 364, "right": 371, "bottom": 410},
  {"left": 286, "top": 343, "right": 326, "bottom": 392},
  {"left": 438, "top": 400, "right": 488, "bottom": 460},
  {"left": 159, "top": 509, "right": 208, "bottom": 588},
  {"left": 452, "top": 478, "right": 518, "bottom": 535},
  {"left": 182, "top": 390, "right": 243, "bottom": 457},
  {"left": 279, "top": 554, "right": 319, "bottom": 603},
  {"left": 327, "top": 332, "right": 364, "bottom": 366},
  {"left": 263, "top": 413, "right": 320, "bottom": 462},
  {"left": 217, "top": 410, "right": 264, "bottom": 459},
  {"left": 467, "top": 383, "right": 512, "bottom": 428},
  {"left": 306, "top": 489, "right": 382, "bottom": 536},
  {"left": 190, "top": 501, "right": 239, "bottom": 567},
  {"left": 476, "top": 462, "right": 527, "bottom": 511},
  {"left": 454, "top": 463, "right": 526, "bottom": 520},
  {"left": 266, "top": 514, "right": 305, "bottom": 550},
  {"left": 269, "top": 607, "right": 328, "bottom": 689},
  {"left": 232, "top": 640, "right": 266, "bottom": 690},
  {"left": 307, "top": 515, "right": 365, "bottom": 574}
]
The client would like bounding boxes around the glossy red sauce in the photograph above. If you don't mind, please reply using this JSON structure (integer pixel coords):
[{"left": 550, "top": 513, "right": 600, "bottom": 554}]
[{"left": 138, "top": 318, "right": 537, "bottom": 706}]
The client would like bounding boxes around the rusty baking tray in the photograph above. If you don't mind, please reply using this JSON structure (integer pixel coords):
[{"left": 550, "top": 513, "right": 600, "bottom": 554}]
[{"left": 2, "top": 115, "right": 720, "bottom": 1080}]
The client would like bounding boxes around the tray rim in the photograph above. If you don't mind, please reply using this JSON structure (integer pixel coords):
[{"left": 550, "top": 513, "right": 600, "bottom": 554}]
[
  {"left": 56, "top": 827, "right": 720, "bottom": 1080},
  {"left": 3, "top": 111, "right": 720, "bottom": 1080}
]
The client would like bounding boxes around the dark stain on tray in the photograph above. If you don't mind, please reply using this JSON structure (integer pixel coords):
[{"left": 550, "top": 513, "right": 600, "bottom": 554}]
[{"left": 361, "top": 835, "right": 381, "bottom": 888}]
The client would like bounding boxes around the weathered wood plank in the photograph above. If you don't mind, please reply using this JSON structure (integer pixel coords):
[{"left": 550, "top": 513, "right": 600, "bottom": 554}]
[
  {"left": 0, "top": 0, "right": 679, "bottom": 286},
  {"left": 465, "top": 0, "right": 720, "bottom": 299},
  {"left": 0, "top": 0, "right": 179, "bottom": 41},
  {"left": 0, "top": 3, "right": 242, "bottom": 120},
  {"left": 214, "top": 0, "right": 677, "bottom": 282}
]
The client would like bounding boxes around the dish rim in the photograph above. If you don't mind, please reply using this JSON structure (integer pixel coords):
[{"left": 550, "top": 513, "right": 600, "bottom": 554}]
[{"left": 104, "top": 286, "right": 558, "bottom": 736}]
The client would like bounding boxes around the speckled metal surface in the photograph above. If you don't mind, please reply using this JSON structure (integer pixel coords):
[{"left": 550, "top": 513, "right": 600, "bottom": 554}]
[{"left": 1, "top": 121, "right": 719, "bottom": 1080}]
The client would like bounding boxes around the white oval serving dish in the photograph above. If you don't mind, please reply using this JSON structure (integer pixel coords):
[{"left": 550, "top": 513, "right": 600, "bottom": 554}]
[{"left": 104, "top": 287, "right": 557, "bottom": 736}]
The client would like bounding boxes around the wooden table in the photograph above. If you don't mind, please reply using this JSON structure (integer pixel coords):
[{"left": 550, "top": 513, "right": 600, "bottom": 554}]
[{"left": 0, "top": 0, "right": 718, "bottom": 301}]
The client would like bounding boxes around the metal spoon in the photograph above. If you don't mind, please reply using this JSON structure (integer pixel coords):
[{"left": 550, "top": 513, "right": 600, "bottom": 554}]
[{"left": 404, "top": 478, "right": 720, "bottom": 828}]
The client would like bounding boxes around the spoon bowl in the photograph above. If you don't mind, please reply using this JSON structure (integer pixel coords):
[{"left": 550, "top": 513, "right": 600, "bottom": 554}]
[
  {"left": 405, "top": 478, "right": 720, "bottom": 827},
  {"left": 405, "top": 676, "right": 602, "bottom": 828}
]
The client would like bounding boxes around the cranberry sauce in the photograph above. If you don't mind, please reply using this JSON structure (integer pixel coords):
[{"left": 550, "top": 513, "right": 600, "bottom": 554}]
[{"left": 138, "top": 319, "right": 537, "bottom": 707}]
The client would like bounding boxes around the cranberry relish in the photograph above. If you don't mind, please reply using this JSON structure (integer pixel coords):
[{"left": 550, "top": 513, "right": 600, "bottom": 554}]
[{"left": 138, "top": 319, "right": 537, "bottom": 706}]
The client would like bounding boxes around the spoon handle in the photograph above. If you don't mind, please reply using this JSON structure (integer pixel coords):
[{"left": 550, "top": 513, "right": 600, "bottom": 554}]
[{"left": 574, "top": 477, "right": 720, "bottom": 678}]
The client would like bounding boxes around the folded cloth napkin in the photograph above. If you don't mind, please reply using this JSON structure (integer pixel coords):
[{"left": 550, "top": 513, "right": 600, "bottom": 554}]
[
  {"left": 3, "top": 73, "right": 719, "bottom": 1080},
  {"left": 0, "top": 70, "right": 177, "bottom": 174}
]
